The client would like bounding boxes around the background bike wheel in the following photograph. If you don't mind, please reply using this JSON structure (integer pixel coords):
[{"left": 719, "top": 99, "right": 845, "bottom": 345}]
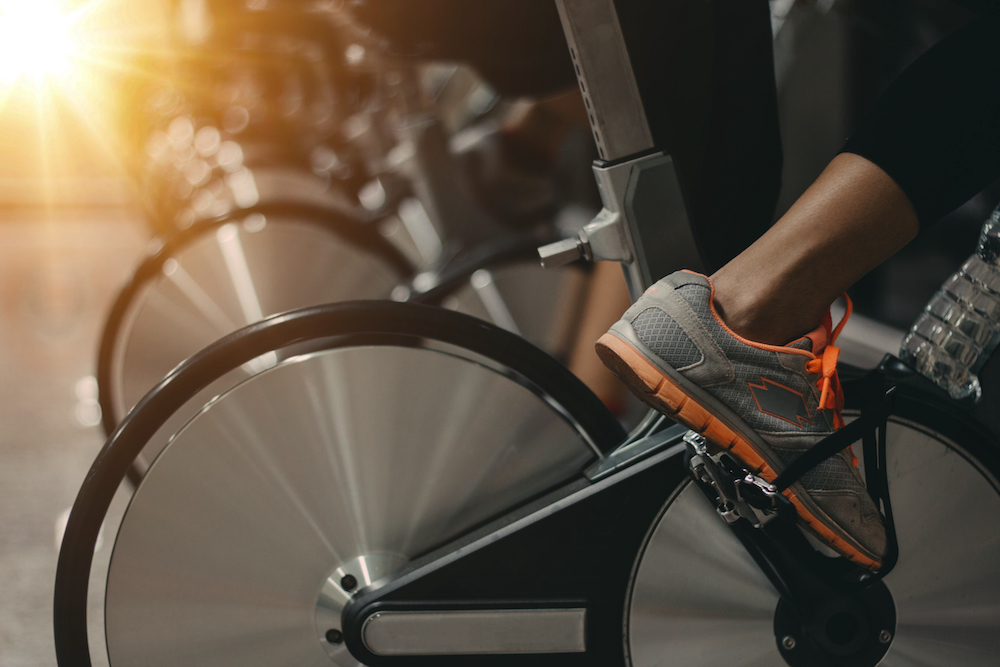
[
  {"left": 434, "top": 261, "right": 590, "bottom": 361},
  {"left": 626, "top": 391, "right": 1000, "bottom": 666},
  {"left": 97, "top": 206, "right": 411, "bottom": 436},
  {"left": 56, "top": 302, "right": 623, "bottom": 667}
]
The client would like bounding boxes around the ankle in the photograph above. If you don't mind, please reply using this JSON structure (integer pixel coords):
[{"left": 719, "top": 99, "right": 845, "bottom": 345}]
[
  {"left": 710, "top": 273, "right": 821, "bottom": 346},
  {"left": 713, "top": 293, "right": 780, "bottom": 345}
]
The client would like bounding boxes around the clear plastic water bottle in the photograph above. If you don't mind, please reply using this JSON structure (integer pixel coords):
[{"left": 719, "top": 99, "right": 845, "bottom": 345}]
[{"left": 899, "top": 206, "right": 1000, "bottom": 402}]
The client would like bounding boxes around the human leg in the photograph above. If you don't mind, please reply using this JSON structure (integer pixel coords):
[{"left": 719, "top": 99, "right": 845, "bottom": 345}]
[
  {"left": 598, "top": 6, "right": 1000, "bottom": 570},
  {"left": 712, "top": 153, "right": 919, "bottom": 346},
  {"left": 593, "top": 155, "right": 903, "bottom": 567},
  {"left": 595, "top": 156, "right": 911, "bottom": 569},
  {"left": 713, "top": 4, "right": 1000, "bottom": 346},
  {"left": 712, "top": 3, "right": 1000, "bottom": 347}
]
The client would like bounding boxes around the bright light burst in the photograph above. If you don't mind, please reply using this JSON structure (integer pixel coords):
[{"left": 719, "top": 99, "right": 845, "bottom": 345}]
[
  {"left": 0, "top": 0, "right": 167, "bottom": 190},
  {"left": 0, "top": 0, "right": 81, "bottom": 85}
]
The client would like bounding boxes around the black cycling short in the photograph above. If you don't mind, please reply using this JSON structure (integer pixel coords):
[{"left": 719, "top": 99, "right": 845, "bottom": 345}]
[
  {"left": 352, "top": 0, "right": 1000, "bottom": 261},
  {"left": 842, "top": 2, "right": 1000, "bottom": 229}
]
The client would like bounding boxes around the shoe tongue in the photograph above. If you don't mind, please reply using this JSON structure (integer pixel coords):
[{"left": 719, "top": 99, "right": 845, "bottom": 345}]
[{"left": 788, "top": 324, "right": 829, "bottom": 354}]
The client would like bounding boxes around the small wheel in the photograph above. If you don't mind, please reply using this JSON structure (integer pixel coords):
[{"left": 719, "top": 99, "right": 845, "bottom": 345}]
[
  {"left": 97, "top": 205, "right": 412, "bottom": 437},
  {"left": 56, "top": 302, "right": 624, "bottom": 667},
  {"left": 627, "top": 392, "right": 1000, "bottom": 666}
]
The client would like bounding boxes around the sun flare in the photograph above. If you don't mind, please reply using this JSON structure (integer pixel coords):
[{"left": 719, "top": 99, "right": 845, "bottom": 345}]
[{"left": 0, "top": 0, "right": 80, "bottom": 85}]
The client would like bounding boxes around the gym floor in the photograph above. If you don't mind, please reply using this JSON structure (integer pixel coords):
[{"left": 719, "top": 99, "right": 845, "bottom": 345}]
[{"left": 0, "top": 211, "right": 146, "bottom": 667}]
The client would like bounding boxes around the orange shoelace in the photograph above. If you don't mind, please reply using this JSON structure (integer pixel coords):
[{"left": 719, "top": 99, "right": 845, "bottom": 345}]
[{"left": 804, "top": 295, "right": 852, "bottom": 432}]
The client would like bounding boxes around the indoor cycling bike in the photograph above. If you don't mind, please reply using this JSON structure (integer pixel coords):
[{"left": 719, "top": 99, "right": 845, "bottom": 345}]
[
  {"left": 100, "top": 0, "right": 600, "bottom": 448},
  {"left": 55, "top": 1, "right": 1000, "bottom": 665}
]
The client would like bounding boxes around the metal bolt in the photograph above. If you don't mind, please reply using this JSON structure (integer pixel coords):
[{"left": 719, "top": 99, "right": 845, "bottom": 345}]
[
  {"left": 325, "top": 629, "right": 344, "bottom": 645},
  {"left": 879, "top": 629, "right": 892, "bottom": 644},
  {"left": 782, "top": 636, "right": 797, "bottom": 650},
  {"left": 341, "top": 574, "right": 358, "bottom": 591}
]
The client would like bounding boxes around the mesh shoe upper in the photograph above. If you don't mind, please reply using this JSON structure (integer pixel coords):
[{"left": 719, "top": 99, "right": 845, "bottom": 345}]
[{"left": 601, "top": 270, "right": 886, "bottom": 565}]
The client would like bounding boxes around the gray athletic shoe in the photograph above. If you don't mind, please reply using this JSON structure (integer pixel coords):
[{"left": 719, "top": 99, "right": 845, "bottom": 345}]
[{"left": 596, "top": 270, "right": 885, "bottom": 570}]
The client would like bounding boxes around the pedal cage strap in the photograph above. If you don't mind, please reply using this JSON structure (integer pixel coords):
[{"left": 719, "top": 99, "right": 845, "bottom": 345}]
[
  {"left": 861, "top": 391, "right": 900, "bottom": 579},
  {"left": 771, "top": 407, "right": 879, "bottom": 493},
  {"left": 771, "top": 379, "right": 900, "bottom": 579}
]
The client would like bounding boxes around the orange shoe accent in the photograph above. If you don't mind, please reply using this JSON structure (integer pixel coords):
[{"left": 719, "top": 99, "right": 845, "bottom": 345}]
[
  {"left": 691, "top": 269, "right": 852, "bottom": 432},
  {"left": 804, "top": 296, "right": 852, "bottom": 431},
  {"left": 595, "top": 332, "right": 881, "bottom": 571}
]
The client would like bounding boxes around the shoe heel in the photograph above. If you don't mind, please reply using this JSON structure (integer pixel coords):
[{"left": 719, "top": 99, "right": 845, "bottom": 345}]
[{"left": 597, "top": 333, "right": 662, "bottom": 390}]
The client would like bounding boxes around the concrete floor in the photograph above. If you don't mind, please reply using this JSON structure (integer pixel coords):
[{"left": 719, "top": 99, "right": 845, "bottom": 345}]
[{"left": 0, "top": 212, "right": 147, "bottom": 667}]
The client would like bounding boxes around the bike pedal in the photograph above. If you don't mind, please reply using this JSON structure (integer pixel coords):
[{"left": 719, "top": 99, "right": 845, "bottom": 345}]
[{"left": 683, "top": 431, "right": 795, "bottom": 527}]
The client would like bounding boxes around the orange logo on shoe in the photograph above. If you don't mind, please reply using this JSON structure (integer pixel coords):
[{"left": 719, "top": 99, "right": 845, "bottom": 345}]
[
  {"left": 748, "top": 377, "right": 813, "bottom": 427},
  {"left": 644, "top": 285, "right": 659, "bottom": 295}
]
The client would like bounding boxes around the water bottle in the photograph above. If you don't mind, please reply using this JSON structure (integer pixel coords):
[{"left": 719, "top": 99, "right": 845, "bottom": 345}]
[{"left": 899, "top": 206, "right": 1000, "bottom": 402}]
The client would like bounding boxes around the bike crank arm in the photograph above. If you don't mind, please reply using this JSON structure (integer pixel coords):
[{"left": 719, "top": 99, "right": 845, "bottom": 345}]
[{"left": 340, "top": 432, "right": 688, "bottom": 666}]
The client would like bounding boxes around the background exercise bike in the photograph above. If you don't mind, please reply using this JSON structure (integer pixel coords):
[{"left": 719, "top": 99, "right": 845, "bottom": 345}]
[
  {"left": 97, "top": 0, "right": 609, "bottom": 485},
  {"left": 54, "top": 1, "right": 1000, "bottom": 665}
]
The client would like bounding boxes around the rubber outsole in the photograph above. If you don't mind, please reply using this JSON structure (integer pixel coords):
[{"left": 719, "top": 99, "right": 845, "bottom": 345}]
[{"left": 596, "top": 331, "right": 882, "bottom": 572}]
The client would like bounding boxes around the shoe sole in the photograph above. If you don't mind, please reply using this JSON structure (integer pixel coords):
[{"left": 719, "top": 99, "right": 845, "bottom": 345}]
[{"left": 596, "top": 331, "right": 881, "bottom": 571}]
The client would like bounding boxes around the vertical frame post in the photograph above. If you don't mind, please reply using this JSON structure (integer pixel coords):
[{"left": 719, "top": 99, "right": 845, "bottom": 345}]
[{"left": 542, "top": 0, "right": 705, "bottom": 299}]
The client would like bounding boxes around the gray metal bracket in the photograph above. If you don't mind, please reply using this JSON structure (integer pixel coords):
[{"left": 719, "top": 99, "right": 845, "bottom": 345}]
[
  {"left": 540, "top": 0, "right": 705, "bottom": 301},
  {"left": 539, "top": 152, "right": 704, "bottom": 300}
]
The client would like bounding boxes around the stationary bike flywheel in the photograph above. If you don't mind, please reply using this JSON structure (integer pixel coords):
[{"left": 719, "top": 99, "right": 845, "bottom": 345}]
[{"left": 103, "top": 337, "right": 610, "bottom": 666}]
